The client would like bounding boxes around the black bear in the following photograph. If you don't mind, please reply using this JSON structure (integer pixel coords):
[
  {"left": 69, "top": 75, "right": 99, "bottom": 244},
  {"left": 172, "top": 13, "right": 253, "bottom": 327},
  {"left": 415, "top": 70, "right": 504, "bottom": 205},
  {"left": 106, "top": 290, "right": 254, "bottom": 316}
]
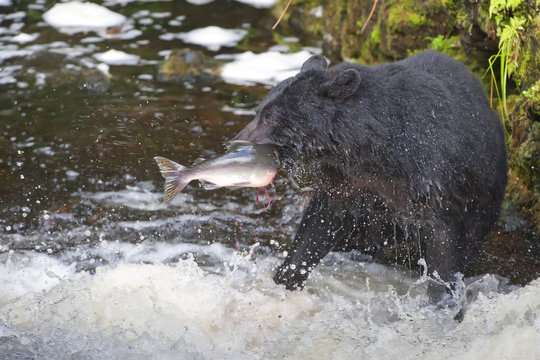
[{"left": 234, "top": 50, "right": 507, "bottom": 293}]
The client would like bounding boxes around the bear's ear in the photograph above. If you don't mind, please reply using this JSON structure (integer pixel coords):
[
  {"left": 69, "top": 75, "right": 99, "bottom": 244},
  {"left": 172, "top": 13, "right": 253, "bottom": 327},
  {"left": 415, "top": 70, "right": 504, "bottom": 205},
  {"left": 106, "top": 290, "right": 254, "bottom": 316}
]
[
  {"left": 301, "top": 55, "right": 328, "bottom": 72},
  {"left": 321, "top": 68, "right": 361, "bottom": 100}
]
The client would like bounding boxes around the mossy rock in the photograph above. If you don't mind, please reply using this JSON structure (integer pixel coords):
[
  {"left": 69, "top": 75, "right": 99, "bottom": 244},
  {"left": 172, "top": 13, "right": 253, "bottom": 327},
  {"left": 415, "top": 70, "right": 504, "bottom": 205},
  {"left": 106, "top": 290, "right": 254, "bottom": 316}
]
[
  {"left": 156, "top": 48, "right": 221, "bottom": 84},
  {"left": 505, "top": 85, "right": 540, "bottom": 234},
  {"left": 509, "top": 96, "right": 540, "bottom": 189},
  {"left": 448, "top": 0, "right": 498, "bottom": 53},
  {"left": 505, "top": 172, "right": 540, "bottom": 235},
  {"left": 276, "top": 0, "right": 456, "bottom": 63},
  {"left": 50, "top": 67, "right": 111, "bottom": 93},
  {"left": 377, "top": 0, "right": 455, "bottom": 60},
  {"left": 516, "top": 15, "right": 540, "bottom": 90}
]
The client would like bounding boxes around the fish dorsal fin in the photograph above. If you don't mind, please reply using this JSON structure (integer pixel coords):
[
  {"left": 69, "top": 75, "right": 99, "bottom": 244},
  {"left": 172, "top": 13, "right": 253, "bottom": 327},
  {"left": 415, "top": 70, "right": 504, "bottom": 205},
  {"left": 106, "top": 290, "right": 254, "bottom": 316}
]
[
  {"left": 192, "top": 157, "right": 206, "bottom": 166},
  {"left": 154, "top": 156, "right": 190, "bottom": 201}
]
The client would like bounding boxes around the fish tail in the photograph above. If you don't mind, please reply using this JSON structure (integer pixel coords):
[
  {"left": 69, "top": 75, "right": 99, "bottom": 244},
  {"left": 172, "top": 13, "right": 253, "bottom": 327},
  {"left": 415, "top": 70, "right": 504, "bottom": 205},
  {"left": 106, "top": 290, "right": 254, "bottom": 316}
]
[{"left": 153, "top": 156, "right": 190, "bottom": 201}]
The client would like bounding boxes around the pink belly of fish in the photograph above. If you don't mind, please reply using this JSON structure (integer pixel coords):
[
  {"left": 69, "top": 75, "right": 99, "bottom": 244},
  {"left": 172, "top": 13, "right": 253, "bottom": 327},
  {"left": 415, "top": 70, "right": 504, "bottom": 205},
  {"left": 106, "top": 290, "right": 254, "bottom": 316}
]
[{"left": 201, "top": 170, "right": 275, "bottom": 188}]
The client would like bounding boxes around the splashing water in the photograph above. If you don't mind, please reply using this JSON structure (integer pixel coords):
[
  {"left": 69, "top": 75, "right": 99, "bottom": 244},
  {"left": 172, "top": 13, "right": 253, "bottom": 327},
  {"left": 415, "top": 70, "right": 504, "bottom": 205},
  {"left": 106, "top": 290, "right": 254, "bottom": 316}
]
[{"left": 1, "top": 242, "right": 539, "bottom": 359}]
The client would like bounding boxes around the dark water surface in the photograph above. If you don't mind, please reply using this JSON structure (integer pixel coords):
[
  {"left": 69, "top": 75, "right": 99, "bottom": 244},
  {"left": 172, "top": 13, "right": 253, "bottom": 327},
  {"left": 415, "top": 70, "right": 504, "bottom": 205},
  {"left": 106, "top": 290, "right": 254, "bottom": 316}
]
[
  {"left": 0, "top": 0, "right": 310, "bottom": 258},
  {"left": 1, "top": 1, "right": 539, "bottom": 359}
]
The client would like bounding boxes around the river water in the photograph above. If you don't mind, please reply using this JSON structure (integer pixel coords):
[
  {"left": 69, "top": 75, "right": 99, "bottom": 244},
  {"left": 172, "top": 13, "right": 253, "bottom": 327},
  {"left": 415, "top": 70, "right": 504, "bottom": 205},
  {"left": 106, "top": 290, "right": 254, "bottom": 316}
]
[{"left": 1, "top": 1, "right": 539, "bottom": 359}]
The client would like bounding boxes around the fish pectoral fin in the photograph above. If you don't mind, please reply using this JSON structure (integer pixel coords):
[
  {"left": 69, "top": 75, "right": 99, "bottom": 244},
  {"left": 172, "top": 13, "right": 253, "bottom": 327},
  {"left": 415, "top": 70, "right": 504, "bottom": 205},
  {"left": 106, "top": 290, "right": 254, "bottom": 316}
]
[
  {"left": 229, "top": 182, "right": 252, "bottom": 187},
  {"left": 192, "top": 157, "right": 206, "bottom": 166},
  {"left": 200, "top": 181, "right": 221, "bottom": 190}
]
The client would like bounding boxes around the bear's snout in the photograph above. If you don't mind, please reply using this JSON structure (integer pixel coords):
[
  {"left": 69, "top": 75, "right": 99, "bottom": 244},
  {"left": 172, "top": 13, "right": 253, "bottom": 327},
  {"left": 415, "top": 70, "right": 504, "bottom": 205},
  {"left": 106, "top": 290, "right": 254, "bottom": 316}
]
[{"left": 235, "top": 117, "right": 273, "bottom": 145}]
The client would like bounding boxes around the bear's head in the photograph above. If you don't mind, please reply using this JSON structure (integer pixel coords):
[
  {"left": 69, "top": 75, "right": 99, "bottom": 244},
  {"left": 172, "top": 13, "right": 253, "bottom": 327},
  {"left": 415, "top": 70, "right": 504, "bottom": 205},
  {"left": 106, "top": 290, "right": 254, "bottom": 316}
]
[{"left": 233, "top": 55, "right": 362, "bottom": 175}]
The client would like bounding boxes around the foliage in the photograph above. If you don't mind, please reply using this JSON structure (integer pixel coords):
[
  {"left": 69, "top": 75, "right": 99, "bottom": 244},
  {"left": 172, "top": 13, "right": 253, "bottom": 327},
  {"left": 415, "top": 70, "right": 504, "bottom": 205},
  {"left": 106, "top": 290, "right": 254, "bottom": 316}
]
[
  {"left": 489, "top": 0, "right": 528, "bottom": 23},
  {"left": 425, "top": 34, "right": 459, "bottom": 53},
  {"left": 486, "top": 0, "right": 532, "bottom": 131}
]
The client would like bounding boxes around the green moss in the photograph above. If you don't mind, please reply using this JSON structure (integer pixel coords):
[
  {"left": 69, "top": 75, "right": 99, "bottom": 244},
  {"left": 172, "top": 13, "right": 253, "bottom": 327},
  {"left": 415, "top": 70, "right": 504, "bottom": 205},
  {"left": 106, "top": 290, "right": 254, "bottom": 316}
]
[
  {"left": 515, "top": 16, "right": 540, "bottom": 90},
  {"left": 515, "top": 121, "right": 540, "bottom": 183},
  {"left": 156, "top": 49, "right": 219, "bottom": 83},
  {"left": 370, "top": 24, "right": 382, "bottom": 45},
  {"left": 504, "top": 82, "right": 540, "bottom": 233},
  {"left": 388, "top": 5, "right": 428, "bottom": 31},
  {"left": 506, "top": 172, "right": 540, "bottom": 234},
  {"left": 426, "top": 34, "right": 460, "bottom": 53}
]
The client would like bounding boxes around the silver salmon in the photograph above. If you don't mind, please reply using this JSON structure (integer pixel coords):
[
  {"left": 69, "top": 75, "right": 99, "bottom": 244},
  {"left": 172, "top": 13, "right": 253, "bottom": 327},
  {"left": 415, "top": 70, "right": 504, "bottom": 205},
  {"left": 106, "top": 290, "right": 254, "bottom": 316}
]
[{"left": 154, "top": 141, "right": 278, "bottom": 201}]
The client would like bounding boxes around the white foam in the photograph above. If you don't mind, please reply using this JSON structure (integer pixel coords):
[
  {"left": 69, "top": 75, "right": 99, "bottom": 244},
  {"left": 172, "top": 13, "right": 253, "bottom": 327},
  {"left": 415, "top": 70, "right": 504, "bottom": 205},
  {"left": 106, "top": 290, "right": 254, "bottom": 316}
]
[
  {"left": 8, "top": 32, "right": 39, "bottom": 44},
  {"left": 220, "top": 50, "right": 313, "bottom": 85},
  {"left": 87, "top": 184, "right": 176, "bottom": 211},
  {"left": 107, "top": 27, "right": 143, "bottom": 40},
  {"left": 96, "top": 62, "right": 111, "bottom": 76},
  {"left": 43, "top": 1, "right": 126, "bottom": 33},
  {"left": 48, "top": 44, "right": 98, "bottom": 58},
  {"left": 234, "top": 0, "right": 277, "bottom": 8},
  {"left": 0, "top": 252, "right": 76, "bottom": 302},
  {"left": 5, "top": 11, "right": 25, "bottom": 20},
  {"left": 9, "top": 22, "right": 24, "bottom": 32},
  {"left": 1, "top": 246, "right": 539, "bottom": 359},
  {"left": 34, "top": 146, "right": 55, "bottom": 156},
  {"left": 93, "top": 49, "right": 140, "bottom": 65},
  {"left": 0, "top": 75, "right": 16, "bottom": 85},
  {"left": 66, "top": 170, "right": 80, "bottom": 179},
  {"left": 0, "top": 0, "right": 12, "bottom": 6},
  {"left": 89, "top": 240, "right": 233, "bottom": 265},
  {"left": 151, "top": 12, "right": 171, "bottom": 18},
  {"left": 177, "top": 26, "right": 247, "bottom": 51},
  {"left": 186, "top": 0, "right": 214, "bottom": 4},
  {"left": 0, "top": 47, "right": 32, "bottom": 64},
  {"left": 0, "top": 64, "right": 21, "bottom": 84},
  {"left": 221, "top": 104, "right": 257, "bottom": 116},
  {"left": 103, "top": 0, "right": 172, "bottom": 4},
  {"left": 81, "top": 36, "right": 104, "bottom": 43}
]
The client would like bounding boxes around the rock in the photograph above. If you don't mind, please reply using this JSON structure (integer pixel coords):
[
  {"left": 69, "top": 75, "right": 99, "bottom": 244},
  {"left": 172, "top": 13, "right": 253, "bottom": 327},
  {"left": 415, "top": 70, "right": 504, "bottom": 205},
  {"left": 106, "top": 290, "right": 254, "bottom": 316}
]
[
  {"left": 54, "top": 67, "right": 111, "bottom": 93},
  {"left": 156, "top": 48, "right": 221, "bottom": 84}
]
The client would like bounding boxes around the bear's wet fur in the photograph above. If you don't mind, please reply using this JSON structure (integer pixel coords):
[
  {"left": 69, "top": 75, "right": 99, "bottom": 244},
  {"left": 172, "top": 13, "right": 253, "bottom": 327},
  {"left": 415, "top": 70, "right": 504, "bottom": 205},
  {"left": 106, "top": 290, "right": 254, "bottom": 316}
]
[{"left": 235, "top": 50, "right": 507, "bottom": 293}]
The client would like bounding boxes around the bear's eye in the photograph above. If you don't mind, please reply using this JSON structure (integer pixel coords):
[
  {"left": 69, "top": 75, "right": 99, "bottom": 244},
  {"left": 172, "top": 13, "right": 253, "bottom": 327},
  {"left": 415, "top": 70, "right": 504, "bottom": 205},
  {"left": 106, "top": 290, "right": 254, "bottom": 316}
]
[{"left": 259, "top": 109, "right": 278, "bottom": 126}]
